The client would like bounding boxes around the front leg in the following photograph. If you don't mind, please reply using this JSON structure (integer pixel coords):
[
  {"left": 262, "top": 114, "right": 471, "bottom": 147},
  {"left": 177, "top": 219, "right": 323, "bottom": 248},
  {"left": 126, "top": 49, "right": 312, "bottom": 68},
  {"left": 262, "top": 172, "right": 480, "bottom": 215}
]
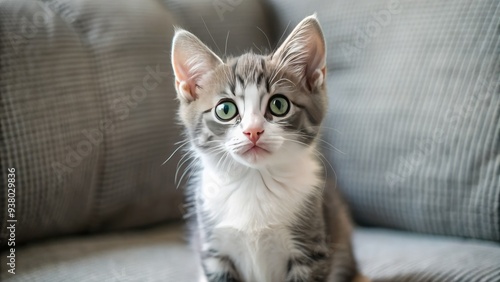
[
  {"left": 201, "top": 249, "right": 242, "bottom": 282},
  {"left": 285, "top": 251, "right": 329, "bottom": 282},
  {"left": 286, "top": 256, "right": 314, "bottom": 282}
]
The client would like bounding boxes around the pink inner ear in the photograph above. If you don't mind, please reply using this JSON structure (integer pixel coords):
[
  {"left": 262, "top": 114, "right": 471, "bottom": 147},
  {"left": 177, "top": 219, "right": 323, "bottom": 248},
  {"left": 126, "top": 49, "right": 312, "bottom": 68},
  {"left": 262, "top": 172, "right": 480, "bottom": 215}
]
[
  {"left": 171, "top": 30, "right": 223, "bottom": 101},
  {"left": 305, "top": 44, "right": 326, "bottom": 90},
  {"left": 172, "top": 55, "right": 198, "bottom": 100},
  {"left": 177, "top": 79, "right": 197, "bottom": 101},
  {"left": 306, "top": 43, "right": 325, "bottom": 74}
]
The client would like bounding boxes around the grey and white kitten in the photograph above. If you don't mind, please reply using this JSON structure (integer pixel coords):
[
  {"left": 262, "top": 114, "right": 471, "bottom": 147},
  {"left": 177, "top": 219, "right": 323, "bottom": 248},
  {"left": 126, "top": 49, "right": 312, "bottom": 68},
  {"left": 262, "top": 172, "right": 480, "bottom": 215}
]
[{"left": 171, "top": 15, "right": 368, "bottom": 282}]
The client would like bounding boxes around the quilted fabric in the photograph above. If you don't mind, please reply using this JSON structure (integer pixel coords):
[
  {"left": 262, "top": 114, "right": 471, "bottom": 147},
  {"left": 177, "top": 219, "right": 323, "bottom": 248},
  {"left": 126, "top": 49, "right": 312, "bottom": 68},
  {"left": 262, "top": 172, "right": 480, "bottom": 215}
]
[
  {"left": 268, "top": 0, "right": 500, "bottom": 241},
  {"left": 0, "top": 0, "right": 273, "bottom": 246},
  {"left": 1, "top": 223, "right": 500, "bottom": 282}
]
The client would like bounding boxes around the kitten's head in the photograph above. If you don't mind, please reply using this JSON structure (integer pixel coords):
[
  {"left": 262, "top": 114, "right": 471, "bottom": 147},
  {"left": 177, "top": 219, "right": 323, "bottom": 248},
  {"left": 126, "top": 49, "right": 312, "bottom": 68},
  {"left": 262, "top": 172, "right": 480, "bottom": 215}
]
[{"left": 171, "top": 15, "right": 327, "bottom": 168}]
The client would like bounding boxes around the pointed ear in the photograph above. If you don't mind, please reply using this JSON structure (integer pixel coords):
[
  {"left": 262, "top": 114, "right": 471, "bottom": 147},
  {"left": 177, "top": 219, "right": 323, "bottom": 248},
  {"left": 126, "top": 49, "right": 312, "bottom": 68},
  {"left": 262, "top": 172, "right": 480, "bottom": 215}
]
[
  {"left": 171, "top": 29, "right": 223, "bottom": 102},
  {"left": 272, "top": 15, "right": 326, "bottom": 91}
]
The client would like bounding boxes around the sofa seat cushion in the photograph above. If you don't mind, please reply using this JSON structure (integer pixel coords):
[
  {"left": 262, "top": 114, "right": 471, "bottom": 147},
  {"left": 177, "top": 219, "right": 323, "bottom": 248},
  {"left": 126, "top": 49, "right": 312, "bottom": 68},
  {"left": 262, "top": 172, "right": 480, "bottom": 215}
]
[
  {"left": 2, "top": 224, "right": 499, "bottom": 281},
  {"left": 0, "top": 223, "right": 197, "bottom": 282},
  {"left": 355, "top": 228, "right": 500, "bottom": 281}
]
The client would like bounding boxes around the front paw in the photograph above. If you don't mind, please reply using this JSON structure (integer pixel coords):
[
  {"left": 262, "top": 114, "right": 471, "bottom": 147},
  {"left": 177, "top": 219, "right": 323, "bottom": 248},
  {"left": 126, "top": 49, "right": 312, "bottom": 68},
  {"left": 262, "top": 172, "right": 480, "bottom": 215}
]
[
  {"left": 199, "top": 273, "right": 209, "bottom": 282},
  {"left": 202, "top": 255, "right": 241, "bottom": 282}
]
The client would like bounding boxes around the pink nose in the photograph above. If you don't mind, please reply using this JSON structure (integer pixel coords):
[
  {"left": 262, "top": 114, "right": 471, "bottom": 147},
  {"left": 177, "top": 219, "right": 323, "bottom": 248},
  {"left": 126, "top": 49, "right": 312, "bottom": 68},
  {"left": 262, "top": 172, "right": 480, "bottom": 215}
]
[{"left": 243, "top": 128, "right": 264, "bottom": 144}]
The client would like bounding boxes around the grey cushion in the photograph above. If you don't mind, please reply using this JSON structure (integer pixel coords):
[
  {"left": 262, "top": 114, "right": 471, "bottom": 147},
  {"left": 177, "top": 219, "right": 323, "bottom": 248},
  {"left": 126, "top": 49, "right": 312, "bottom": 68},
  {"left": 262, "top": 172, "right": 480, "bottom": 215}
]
[
  {"left": 0, "top": 0, "right": 273, "bottom": 247},
  {"left": 2, "top": 223, "right": 500, "bottom": 281},
  {"left": 0, "top": 223, "right": 198, "bottom": 282},
  {"left": 0, "top": 0, "right": 184, "bottom": 246},
  {"left": 268, "top": 0, "right": 500, "bottom": 241},
  {"left": 355, "top": 228, "right": 500, "bottom": 282}
]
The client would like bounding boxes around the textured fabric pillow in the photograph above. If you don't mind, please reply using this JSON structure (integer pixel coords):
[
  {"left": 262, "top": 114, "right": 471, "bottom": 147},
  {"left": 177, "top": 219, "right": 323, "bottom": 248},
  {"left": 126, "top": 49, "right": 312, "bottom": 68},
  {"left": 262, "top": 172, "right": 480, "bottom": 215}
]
[
  {"left": 0, "top": 0, "right": 273, "bottom": 247},
  {"left": 0, "top": 0, "right": 184, "bottom": 246},
  {"left": 268, "top": 0, "right": 500, "bottom": 241}
]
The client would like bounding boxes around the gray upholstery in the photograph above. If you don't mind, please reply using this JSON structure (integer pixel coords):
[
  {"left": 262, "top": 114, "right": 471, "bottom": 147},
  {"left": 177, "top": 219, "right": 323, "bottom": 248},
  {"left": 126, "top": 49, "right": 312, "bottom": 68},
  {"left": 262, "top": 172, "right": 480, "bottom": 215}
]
[
  {"left": 2, "top": 223, "right": 500, "bottom": 282},
  {"left": 0, "top": 223, "right": 198, "bottom": 282},
  {"left": 0, "top": 0, "right": 181, "bottom": 246},
  {"left": 354, "top": 228, "right": 500, "bottom": 282},
  {"left": 0, "top": 0, "right": 272, "bottom": 246},
  {"left": 269, "top": 0, "right": 500, "bottom": 241}
]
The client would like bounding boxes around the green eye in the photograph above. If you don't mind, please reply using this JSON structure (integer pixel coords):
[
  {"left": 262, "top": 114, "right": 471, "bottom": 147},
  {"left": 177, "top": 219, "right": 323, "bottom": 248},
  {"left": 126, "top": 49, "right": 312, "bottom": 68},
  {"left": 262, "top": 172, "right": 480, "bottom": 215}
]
[
  {"left": 269, "top": 95, "right": 290, "bottom": 117},
  {"left": 215, "top": 100, "right": 238, "bottom": 121}
]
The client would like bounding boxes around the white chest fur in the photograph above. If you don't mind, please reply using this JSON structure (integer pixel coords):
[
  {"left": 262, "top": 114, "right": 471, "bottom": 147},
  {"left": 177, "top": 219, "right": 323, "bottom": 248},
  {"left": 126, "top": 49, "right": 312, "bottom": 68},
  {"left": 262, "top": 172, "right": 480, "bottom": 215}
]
[{"left": 198, "top": 151, "right": 323, "bottom": 281}]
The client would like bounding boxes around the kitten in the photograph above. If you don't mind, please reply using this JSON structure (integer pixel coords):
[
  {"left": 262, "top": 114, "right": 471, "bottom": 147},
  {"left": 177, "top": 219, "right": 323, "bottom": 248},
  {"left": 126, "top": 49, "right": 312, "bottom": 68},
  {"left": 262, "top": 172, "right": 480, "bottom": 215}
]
[{"left": 171, "top": 15, "right": 368, "bottom": 282}]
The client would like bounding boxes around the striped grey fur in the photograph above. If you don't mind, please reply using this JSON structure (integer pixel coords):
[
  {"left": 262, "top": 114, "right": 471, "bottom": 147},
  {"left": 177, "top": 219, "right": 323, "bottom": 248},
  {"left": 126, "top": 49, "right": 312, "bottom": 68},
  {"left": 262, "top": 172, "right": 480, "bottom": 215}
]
[{"left": 187, "top": 52, "right": 327, "bottom": 152}]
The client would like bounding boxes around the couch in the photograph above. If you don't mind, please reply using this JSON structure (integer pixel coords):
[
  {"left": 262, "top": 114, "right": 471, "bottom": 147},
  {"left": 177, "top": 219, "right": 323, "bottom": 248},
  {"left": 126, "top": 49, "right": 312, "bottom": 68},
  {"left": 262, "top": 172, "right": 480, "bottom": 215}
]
[{"left": 1, "top": 0, "right": 499, "bottom": 281}]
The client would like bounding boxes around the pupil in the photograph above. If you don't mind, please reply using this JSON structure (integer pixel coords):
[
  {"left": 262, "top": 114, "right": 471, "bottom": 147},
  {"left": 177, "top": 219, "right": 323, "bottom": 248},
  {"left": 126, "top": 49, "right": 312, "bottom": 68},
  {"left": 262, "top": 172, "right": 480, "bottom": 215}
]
[
  {"left": 275, "top": 100, "right": 282, "bottom": 110},
  {"left": 223, "top": 104, "right": 229, "bottom": 114}
]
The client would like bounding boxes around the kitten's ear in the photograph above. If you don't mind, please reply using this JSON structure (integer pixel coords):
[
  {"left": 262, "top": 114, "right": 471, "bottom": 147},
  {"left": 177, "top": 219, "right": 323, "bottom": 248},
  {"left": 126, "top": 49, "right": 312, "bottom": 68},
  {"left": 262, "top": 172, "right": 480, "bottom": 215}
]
[
  {"left": 272, "top": 15, "right": 326, "bottom": 91},
  {"left": 171, "top": 29, "right": 223, "bottom": 102}
]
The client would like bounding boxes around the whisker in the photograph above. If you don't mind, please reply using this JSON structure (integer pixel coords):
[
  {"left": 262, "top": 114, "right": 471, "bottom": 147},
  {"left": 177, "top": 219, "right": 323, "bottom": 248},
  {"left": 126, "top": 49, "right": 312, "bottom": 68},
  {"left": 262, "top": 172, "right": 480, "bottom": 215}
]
[
  {"left": 215, "top": 150, "right": 229, "bottom": 170},
  {"left": 224, "top": 30, "right": 230, "bottom": 58},
  {"left": 221, "top": 152, "right": 233, "bottom": 173},
  {"left": 317, "top": 126, "right": 343, "bottom": 135},
  {"left": 175, "top": 154, "right": 195, "bottom": 184},
  {"left": 271, "top": 21, "right": 291, "bottom": 59},
  {"left": 177, "top": 160, "right": 199, "bottom": 189},
  {"left": 175, "top": 139, "right": 189, "bottom": 145},
  {"left": 281, "top": 128, "right": 345, "bottom": 155},
  {"left": 316, "top": 138, "right": 345, "bottom": 155},
  {"left": 253, "top": 43, "right": 263, "bottom": 54},
  {"left": 162, "top": 140, "right": 190, "bottom": 165},
  {"left": 201, "top": 16, "right": 222, "bottom": 54},
  {"left": 256, "top": 26, "right": 272, "bottom": 51},
  {"left": 280, "top": 136, "right": 337, "bottom": 187}
]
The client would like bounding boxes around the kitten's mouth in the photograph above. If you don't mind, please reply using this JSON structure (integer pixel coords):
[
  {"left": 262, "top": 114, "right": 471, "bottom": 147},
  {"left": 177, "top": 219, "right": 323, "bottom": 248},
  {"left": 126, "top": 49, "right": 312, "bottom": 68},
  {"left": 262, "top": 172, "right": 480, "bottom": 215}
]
[
  {"left": 232, "top": 143, "right": 272, "bottom": 165},
  {"left": 241, "top": 144, "right": 270, "bottom": 156}
]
